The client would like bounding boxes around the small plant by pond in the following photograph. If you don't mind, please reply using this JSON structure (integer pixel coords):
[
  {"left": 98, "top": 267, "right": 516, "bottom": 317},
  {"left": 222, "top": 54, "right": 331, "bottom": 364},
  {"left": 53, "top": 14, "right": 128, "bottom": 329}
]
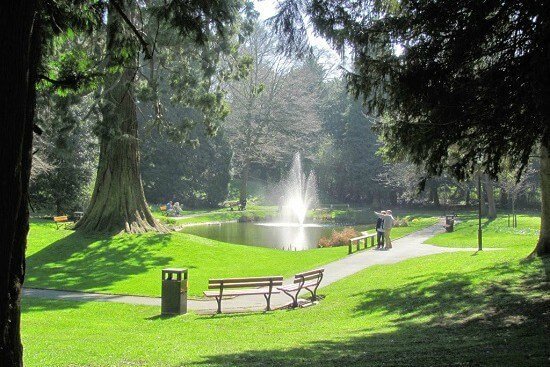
[{"left": 318, "top": 227, "right": 360, "bottom": 248}]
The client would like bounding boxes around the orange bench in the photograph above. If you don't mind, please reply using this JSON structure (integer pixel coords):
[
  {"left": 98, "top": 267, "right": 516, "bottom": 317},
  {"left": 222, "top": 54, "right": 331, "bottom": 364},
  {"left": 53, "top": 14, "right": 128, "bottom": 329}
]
[{"left": 53, "top": 215, "right": 69, "bottom": 229}]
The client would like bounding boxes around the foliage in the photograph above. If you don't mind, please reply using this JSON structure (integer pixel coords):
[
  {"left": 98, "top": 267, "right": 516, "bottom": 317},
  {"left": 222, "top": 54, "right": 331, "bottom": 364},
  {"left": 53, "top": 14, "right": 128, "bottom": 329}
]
[
  {"left": 140, "top": 126, "right": 232, "bottom": 208},
  {"left": 30, "top": 94, "right": 97, "bottom": 214},
  {"left": 315, "top": 80, "right": 385, "bottom": 205},
  {"left": 272, "top": 0, "right": 550, "bottom": 180},
  {"left": 224, "top": 22, "right": 325, "bottom": 204},
  {"left": 318, "top": 227, "right": 359, "bottom": 247}
]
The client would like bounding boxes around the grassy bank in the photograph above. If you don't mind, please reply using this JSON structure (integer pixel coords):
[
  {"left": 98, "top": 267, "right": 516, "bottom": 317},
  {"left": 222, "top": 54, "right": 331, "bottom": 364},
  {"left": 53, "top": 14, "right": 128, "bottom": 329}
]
[
  {"left": 26, "top": 220, "right": 348, "bottom": 297},
  {"left": 427, "top": 214, "right": 540, "bottom": 249},
  {"left": 22, "top": 236, "right": 548, "bottom": 366},
  {"left": 26, "top": 215, "right": 438, "bottom": 297}
]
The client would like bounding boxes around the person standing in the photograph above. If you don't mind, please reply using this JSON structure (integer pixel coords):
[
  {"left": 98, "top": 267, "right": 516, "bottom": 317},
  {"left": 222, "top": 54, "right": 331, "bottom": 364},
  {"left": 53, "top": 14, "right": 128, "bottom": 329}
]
[
  {"left": 375, "top": 210, "right": 395, "bottom": 249},
  {"left": 375, "top": 211, "right": 385, "bottom": 249}
]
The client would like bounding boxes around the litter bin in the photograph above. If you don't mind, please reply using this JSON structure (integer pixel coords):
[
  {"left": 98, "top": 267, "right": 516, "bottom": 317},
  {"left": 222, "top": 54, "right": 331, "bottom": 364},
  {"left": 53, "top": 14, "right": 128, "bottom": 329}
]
[{"left": 161, "top": 268, "right": 188, "bottom": 315}]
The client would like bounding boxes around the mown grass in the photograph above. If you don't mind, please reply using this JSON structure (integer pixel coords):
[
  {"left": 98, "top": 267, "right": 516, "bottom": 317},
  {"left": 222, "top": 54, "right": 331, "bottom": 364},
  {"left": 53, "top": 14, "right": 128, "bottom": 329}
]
[
  {"left": 427, "top": 213, "right": 540, "bottom": 249},
  {"left": 22, "top": 235, "right": 549, "bottom": 367}
]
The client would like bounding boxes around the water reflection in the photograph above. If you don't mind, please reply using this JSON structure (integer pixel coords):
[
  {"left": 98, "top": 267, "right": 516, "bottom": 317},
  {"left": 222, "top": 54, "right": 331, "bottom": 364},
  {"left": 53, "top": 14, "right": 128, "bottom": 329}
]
[{"left": 180, "top": 222, "right": 340, "bottom": 250}]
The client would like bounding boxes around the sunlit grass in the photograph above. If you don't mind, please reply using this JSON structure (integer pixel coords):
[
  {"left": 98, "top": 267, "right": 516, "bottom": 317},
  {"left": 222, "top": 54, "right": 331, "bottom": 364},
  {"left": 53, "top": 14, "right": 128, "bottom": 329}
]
[
  {"left": 22, "top": 237, "right": 548, "bottom": 367},
  {"left": 427, "top": 214, "right": 540, "bottom": 249}
]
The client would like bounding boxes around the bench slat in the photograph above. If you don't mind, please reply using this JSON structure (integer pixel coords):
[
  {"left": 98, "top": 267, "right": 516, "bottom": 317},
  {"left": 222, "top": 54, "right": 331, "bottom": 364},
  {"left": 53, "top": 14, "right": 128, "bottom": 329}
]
[
  {"left": 295, "top": 269, "right": 324, "bottom": 278},
  {"left": 350, "top": 234, "right": 375, "bottom": 242},
  {"left": 204, "top": 289, "right": 281, "bottom": 297},
  {"left": 278, "top": 281, "right": 319, "bottom": 292},
  {"left": 53, "top": 216, "right": 68, "bottom": 222},
  {"left": 209, "top": 281, "right": 283, "bottom": 289},
  {"left": 294, "top": 274, "right": 322, "bottom": 283},
  {"left": 209, "top": 276, "right": 283, "bottom": 284}
]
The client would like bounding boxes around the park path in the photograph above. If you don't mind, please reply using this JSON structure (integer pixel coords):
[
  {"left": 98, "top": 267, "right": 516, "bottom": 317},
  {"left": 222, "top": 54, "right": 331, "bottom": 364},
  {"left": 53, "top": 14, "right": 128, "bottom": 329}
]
[{"left": 23, "top": 221, "right": 480, "bottom": 314}]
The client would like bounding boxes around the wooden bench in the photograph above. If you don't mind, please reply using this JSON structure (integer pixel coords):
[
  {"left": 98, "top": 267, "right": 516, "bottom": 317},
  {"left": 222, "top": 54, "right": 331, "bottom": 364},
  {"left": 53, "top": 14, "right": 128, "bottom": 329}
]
[
  {"left": 160, "top": 205, "right": 167, "bottom": 212},
  {"left": 53, "top": 215, "right": 69, "bottom": 229},
  {"left": 278, "top": 269, "right": 324, "bottom": 308},
  {"left": 348, "top": 232, "right": 376, "bottom": 254},
  {"left": 204, "top": 276, "right": 283, "bottom": 314}
]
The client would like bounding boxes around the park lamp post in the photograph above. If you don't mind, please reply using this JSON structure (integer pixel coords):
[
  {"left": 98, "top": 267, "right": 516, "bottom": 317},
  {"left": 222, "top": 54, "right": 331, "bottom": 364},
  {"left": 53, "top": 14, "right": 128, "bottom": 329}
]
[{"left": 477, "top": 172, "right": 483, "bottom": 251}]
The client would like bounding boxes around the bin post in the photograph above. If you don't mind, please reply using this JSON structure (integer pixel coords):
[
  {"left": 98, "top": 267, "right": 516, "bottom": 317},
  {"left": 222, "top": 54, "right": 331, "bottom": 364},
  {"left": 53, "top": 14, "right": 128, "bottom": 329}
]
[{"left": 161, "top": 268, "right": 188, "bottom": 315}]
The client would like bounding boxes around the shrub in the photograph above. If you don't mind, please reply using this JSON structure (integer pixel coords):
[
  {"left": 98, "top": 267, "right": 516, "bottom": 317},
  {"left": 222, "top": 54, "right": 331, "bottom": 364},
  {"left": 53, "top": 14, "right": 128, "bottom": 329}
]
[
  {"left": 393, "top": 216, "right": 409, "bottom": 227},
  {"left": 318, "top": 227, "right": 359, "bottom": 248}
]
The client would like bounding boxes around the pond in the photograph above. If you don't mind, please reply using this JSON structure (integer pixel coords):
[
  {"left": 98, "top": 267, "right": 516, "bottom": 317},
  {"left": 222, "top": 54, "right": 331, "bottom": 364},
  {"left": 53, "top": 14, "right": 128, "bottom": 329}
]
[{"left": 180, "top": 222, "right": 352, "bottom": 250}]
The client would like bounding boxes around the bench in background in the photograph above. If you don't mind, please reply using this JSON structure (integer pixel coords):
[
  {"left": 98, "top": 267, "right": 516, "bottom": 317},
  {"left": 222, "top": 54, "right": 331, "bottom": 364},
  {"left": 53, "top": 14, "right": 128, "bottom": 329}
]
[
  {"left": 53, "top": 215, "right": 69, "bottom": 229},
  {"left": 348, "top": 232, "right": 376, "bottom": 254},
  {"left": 204, "top": 276, "right": 283, "bottom": 314}
]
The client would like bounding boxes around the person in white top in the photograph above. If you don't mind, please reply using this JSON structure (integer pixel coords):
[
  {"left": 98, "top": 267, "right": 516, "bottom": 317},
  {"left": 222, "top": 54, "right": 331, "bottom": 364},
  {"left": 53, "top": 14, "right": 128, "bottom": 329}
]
[{"left": 375, "top": 210, "right": 395, "bottom": 249}]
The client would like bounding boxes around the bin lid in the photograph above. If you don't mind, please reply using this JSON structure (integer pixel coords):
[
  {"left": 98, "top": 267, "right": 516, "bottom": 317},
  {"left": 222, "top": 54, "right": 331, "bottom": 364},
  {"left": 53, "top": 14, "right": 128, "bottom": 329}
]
[{"left": 162, "top": 268, "right": 188, "bottom": 274}]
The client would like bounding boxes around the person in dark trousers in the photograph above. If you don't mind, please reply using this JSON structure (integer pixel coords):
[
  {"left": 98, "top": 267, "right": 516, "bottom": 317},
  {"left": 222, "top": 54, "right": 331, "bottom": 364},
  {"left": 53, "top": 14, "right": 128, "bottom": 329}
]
[{"left": 375, "top": 211, "right": 386, "bottom": 249}]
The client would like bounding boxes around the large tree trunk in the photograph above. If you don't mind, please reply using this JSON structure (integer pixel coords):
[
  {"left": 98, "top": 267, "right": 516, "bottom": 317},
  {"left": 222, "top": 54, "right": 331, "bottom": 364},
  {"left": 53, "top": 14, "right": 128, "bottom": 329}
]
[
  {"left": 0, "top": 2, "right": 39, "bottom": 366},
  {"left": 534, "top": 141, "right": 550, "bottom": 256},
  {"left": 483, "top": 174, "right": 497, "bottom": 220},
  {"left": 75, "top": 2, "right": 164, "bottom": 234}
]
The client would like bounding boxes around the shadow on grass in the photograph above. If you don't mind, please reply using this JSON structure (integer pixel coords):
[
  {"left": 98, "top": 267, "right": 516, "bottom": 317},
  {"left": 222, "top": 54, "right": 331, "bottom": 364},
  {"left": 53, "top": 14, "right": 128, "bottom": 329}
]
[
  {"left": 25, "top": 230, "right": 174, "bottom": 295},
  {"left": 191, "top": 259, "right": 549, "bottom": 367}
]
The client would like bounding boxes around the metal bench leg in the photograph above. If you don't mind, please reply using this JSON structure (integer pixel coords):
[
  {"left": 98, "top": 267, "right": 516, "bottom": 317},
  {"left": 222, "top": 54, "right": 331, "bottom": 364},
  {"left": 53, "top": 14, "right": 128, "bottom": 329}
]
[
  {"left": 281, "top": 289, "right": 299, "bottom": 308},
  {"left": 263, "top": 293, "right": 272, "bottom": 311},
  {"left": 215, "top": 296, "right": 222, "bottom": 314}
]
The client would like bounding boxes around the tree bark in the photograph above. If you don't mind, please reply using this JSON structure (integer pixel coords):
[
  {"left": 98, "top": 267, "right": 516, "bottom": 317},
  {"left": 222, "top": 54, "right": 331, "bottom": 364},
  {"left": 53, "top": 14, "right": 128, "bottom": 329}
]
[
  {"left": 0, "top": 2, "right": 39, "bottom": 366},
  {"left": 75, "top": 1, "right": 164, "bottom": 234},
  {"left": 534, "top": 141, "right": 550, "bottom": 256},
  {"left": 483, "top": 174, "right": 497, "bottom": 220}
]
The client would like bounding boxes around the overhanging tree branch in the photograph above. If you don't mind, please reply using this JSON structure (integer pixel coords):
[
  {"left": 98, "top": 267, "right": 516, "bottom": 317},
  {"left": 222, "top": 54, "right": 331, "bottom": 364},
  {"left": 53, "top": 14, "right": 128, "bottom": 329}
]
[{"left": 110, "top": 0, "right": 152, "bottom": 59}]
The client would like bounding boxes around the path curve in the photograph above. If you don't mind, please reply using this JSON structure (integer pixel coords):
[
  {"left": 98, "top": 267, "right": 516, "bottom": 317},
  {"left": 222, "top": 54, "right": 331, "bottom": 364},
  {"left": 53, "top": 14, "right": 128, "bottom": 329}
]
[{"left": 23, "top": 221, "right": 482, "bottom": 314}]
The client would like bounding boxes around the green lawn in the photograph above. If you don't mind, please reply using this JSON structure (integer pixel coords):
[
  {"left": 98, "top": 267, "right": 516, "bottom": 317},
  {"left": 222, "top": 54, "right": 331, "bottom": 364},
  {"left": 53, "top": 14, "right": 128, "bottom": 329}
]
[
  {"left": 427, "top": 214, "right": 540, "bottom": 249},
  {"left": 26, "top": 216, "right": 437, "bottom": 298},
  {"left": 22, "top": 234, "right": 549, "bottom": 366},
  {"left": 26, "top": 220, "right": 344, "bottom": 297}
]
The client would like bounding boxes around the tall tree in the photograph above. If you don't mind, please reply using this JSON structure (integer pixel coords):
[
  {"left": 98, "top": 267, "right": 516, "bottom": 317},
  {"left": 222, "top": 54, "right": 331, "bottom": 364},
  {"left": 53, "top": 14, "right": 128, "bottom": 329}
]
[
  {"left": 0, "top": 3, "right": 39, "bottom": 363},
  {"left": 272, "top": 0, "right": 550, "bottom": 256},
  {"left": 316, "top": 80, "right": 385, "bottom": 205},
  {"left": 76, "top": 0, "right": 252, "bottom": 232},
  {"left": 0, "top": 1, "right": 251, "bottom": 364},
  {"left": 75, "top": 1, "right": 159, "bottom": 233}
]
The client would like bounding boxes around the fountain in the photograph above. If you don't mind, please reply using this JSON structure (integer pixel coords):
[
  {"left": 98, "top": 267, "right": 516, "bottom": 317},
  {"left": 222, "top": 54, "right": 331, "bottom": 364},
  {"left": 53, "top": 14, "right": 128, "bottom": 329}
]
[
  {"left": 184, "top": 153, "right": 327, "bottom": 250},
  {"left": 280, "top": 152, "right": 319, "bottom": 224}
]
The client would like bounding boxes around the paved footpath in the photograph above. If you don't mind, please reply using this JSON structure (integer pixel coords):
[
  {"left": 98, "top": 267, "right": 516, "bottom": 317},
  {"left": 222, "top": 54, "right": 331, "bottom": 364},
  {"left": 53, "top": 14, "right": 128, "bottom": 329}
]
[{"left": 23, "top": 221, "right": 483, "bottom": 314}]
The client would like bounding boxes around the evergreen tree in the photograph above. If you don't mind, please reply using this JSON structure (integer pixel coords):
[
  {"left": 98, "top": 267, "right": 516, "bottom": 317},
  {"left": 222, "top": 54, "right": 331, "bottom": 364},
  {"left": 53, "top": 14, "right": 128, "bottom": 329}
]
[
  {"left": 272, "top": 0, "right": 550, "bottom": 255},
  {"left": 0, "top": 1, "right": 252, "bottom": 364}
]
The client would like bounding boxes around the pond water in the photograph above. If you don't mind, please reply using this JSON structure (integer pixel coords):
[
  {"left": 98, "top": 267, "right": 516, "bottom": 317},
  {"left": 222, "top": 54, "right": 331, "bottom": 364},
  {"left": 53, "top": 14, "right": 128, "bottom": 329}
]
[{"left": 180, "top": 222, "right": 348, "bottom": 250}]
